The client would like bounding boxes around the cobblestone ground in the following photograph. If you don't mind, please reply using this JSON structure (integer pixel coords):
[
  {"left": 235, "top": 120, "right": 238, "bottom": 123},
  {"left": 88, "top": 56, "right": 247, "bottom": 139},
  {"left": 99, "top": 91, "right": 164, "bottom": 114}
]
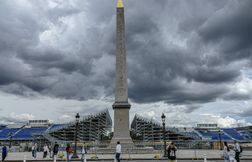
[
  {"left": 2, "top": 150, "right": 252, "bottom": 161},
  {"left": 95, "top": 161, "right": 251, "bottom": 162},
  {"left": 3, "top": 160, "right": 252, "bottom": 162}
]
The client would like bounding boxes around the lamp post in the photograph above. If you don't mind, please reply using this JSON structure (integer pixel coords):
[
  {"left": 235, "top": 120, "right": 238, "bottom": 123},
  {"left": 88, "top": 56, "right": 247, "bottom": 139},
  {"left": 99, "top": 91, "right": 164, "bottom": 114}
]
[
  {"left": 72, "top": 113, "right": 80, "bottom": 159},
  {"left": 161, "top": 113, "right": 167, "bottom": 157},
  {"left": 8, "top": 132, "right": 13, "bottom": 149},
  {"left": 218, "top": 129, "right": 222, "bottom": 150}
]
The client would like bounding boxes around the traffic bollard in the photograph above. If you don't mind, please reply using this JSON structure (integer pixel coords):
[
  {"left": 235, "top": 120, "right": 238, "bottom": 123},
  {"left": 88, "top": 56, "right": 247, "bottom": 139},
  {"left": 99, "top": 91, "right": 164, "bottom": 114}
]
[{"left": 204, "top": 153, "right": 207, "bottom": 162}]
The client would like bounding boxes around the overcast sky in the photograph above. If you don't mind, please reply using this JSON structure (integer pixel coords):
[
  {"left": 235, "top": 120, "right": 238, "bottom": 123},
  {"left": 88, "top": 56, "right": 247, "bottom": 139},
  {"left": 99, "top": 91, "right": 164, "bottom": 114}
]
[{"left": 0, "top": 0, "right": 252, "bottom": 128}]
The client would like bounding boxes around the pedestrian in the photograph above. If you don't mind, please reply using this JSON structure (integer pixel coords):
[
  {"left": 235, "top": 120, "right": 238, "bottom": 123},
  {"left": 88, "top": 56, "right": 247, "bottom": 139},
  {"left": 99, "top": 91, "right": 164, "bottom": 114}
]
[
  {"left": 167, "top": 142, "right": 177, "bottom": 162},
  {"left": 66, "top": 143, "right": 72, "bottom": 162},
  {"left": 2, "top": 145, "right": 8, "bottom": 162},
  {"left": 43, "top": 144, "right": 49, "bottom": 158},
  {"left": 115, "top": 141, "right": 121, "bottom": 162},
  {"left": 53, "top": 141, "right": 59, "bottom": 161},
  {"left": 48, "top": 144, "right": 52, "bottom": 158},
  {"left": 234, "top": 140, "right": 241, "bottom": 162},
  {"left": 223, "top": 142, "right": 231, "bottom": 162},
  {"left": 81, "top": 143, "right": 87, "bottom": 162},
  {"left": 31, "top": 143, "right": 38, "bottom": 159}
]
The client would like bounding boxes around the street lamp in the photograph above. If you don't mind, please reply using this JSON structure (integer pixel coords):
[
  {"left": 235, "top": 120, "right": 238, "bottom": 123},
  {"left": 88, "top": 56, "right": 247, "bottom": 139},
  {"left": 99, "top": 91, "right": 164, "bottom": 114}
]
[
  {"left": 218, "top": 129, "right": 222, "bottom": 150},
  {"left": 161, "top": 113, "right": 167, "bottom": 157},
  {"left": 8, "top": 132, "right": 13, "bottom": 149},
  {"left": 72, "top": 113, "right": 80, "bottom": 158}
]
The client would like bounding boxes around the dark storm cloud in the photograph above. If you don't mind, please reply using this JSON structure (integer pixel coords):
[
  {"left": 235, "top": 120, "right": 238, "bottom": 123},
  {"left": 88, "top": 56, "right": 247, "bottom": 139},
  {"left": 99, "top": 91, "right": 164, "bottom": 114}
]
[
  {"left": 185, "top": 66, "right": 240, "bottom": 83},
  {"left": 184, "top": 105, "right": 201, "bottom": 113},
  {"left": 198, "top": 0, "right": 252, "bottom": 61},
  {"left": 0, "top": 0, "right": 251, "bottom": 105},
  {"left": 0, "top": 0, "right": 114, "bottom": 100},
  {"left": 126, "top": 0, "right": 243, "bottom": 103},
  {"left": 19, "top": 47, "right": 93, "bottom": 75},
  {"left": 240, "top": 110, "right": 252, "bottom": 117},
  {"left": 222, "top": 93, "right": 251, "bottom": 101}
]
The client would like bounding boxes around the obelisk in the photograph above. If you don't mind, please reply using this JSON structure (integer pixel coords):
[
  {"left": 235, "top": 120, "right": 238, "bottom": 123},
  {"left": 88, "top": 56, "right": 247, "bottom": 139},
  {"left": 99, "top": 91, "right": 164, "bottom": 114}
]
[{"left": 111, "top": 0, "right": 133, "bottom": 146}]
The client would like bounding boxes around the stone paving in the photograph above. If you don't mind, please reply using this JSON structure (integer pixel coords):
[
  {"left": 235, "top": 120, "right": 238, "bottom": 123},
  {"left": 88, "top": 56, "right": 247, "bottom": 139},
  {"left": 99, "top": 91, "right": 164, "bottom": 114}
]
[{"left": 2, "top": 150, "right": 252, "bottom": 161}]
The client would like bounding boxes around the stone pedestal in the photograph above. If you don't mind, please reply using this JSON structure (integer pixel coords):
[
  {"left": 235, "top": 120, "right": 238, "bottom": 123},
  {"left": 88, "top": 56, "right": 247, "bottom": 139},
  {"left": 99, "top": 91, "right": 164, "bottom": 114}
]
[{"left": 110, "top": 102, "right": 134, "bottom": 150}]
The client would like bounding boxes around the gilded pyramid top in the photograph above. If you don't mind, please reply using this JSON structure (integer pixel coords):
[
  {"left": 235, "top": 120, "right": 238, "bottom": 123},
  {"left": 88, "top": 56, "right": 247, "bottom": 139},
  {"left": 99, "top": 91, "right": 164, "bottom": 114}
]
[{"left": 117, "top": 0, "right": 124, "bottom": 8}]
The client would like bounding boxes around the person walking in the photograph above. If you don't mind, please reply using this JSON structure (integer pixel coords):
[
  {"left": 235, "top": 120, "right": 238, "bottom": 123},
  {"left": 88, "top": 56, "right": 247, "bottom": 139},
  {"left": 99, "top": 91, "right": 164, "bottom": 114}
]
[
  {"left": 81, "top": 143, "right": 87, "bottom": 162},
  {"left": 31, "top": 143, "right": 38, "bottom": 159},
  {"left": 234, "top": 140, "right": 241, "bottom": 162},
  {"left": 223, "top": 142, "right": 231, "bottom": 162},
  {"left": 115, "top": 141, "right": 121, "bottom": 162},
  {"left": 53, "top": 141, "right": 59, "bottom": 161},
  {"left": 66, "top": 143, "right": 72, "bottom": 162},
  {"left": 43, "top": 144, "right": 49, "bottom": 158},
  {"left": 48, "top": 144, "right": 52, "bottom": 158},
  {"left": 167, "top": 142, "right": 177, "bottom": 162},
  {"left": 2, "top": 145, "right": 8, "bottom": 162}
]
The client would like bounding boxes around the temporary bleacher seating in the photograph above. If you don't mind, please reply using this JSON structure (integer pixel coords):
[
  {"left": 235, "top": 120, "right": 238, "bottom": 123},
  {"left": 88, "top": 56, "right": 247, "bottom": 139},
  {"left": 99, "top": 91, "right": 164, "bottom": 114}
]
[
  {"left": 240, "top": 132, "right": 252, "bottom": 140},
  {"left": 13, "top": 128, "right": 47, "bottom": 139},
  {"left": 211, "top": 132, "right": 231, "bottom": 140},
  {"left": 222, "top": 128, "right": 244, "bottom": 140},
  {"left": 0, "top": 128, "right": 20, "bottom": 139},
  {"left": 197, "top": 130, "right": 232, "bottom": 140},
  {"left": 46, "top": 124, "right": 65, "bottom": 133}
]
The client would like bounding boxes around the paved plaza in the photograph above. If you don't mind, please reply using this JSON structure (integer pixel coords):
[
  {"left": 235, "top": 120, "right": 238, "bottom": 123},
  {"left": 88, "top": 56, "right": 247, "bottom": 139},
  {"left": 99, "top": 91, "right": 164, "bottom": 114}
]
[
  {"left": 2, "top": 150, "right": 252, "bottom": 161},
  {"left": 2, "top": 160, "right": 252, "bottom": 162}
]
